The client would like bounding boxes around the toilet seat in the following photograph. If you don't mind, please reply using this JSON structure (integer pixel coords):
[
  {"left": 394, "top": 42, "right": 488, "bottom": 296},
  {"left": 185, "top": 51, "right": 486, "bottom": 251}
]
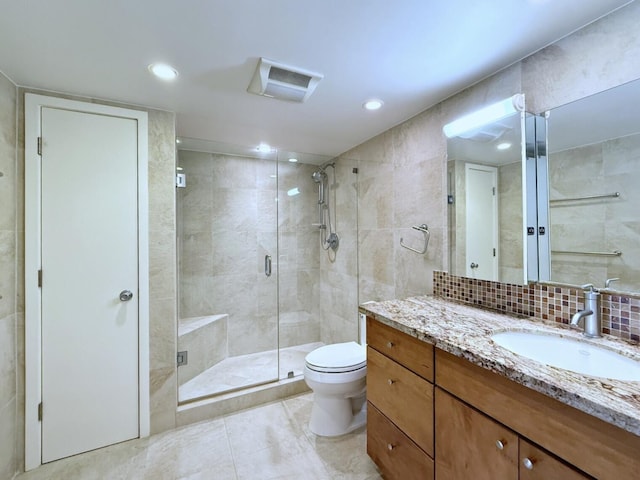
[{"left": 305, "top": 341, "right": 366, "bottom": 373}]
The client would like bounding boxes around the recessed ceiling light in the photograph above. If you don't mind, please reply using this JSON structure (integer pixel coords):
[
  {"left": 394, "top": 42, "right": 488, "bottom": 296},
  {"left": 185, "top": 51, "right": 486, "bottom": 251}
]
[
  {"left": 148, "top": 63, "right": 179, "bottom": 81},
  {"left": 256, "top": 143, "right": 273, "bottom": 153},
  {"left": 497, "top": 142, "right": 512, "bottom": 150},
  {"left": 175, "top": 138, "right": 182, "bottom": 144},
  {"left": 363, "top": 99, "right": 384, "bottom": 111},
  {"left": 288, "top": 158, "right": 298, "bottom": 163}
]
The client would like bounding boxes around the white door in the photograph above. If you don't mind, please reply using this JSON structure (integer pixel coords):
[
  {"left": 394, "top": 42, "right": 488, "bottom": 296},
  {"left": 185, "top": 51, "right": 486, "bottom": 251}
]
[
  {"left": 40, "top": 107, "right": 140, "bottom": 462},
  {"left": 465, "top": 163, "right": 498, "bottom": 281}
]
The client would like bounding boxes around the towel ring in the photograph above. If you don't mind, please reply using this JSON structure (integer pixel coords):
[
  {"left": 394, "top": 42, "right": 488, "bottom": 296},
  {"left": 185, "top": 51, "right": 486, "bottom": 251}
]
[{"left": 400, "top": 224, "right": 430, "bottom": 254}]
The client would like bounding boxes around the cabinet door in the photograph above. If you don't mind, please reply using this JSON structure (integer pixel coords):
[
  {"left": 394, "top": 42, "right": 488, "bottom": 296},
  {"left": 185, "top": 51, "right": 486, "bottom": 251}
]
[
  {"left": 435, "top": 388, "right": 518, "bottom": 480},
  {"left": 519, "top": 440, "right": 592, "bottom": 480}
]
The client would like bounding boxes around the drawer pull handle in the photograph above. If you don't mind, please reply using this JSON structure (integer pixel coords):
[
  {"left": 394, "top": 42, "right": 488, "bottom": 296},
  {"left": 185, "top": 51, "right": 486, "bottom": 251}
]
[
  {"left": 387, "top": 341, "right": 394, "bottom": 348},
  {"left": 495, "top": 440, "right": 505, "bottom": 450},
  {"left": 387, "top": 443, "right": 395, "bottom": 451},
  {"left": 387, "top": 379, "right": 395, "bottom": 385},
  {"left": 522, "top": 458, "right": 535, "bottom": 470}
]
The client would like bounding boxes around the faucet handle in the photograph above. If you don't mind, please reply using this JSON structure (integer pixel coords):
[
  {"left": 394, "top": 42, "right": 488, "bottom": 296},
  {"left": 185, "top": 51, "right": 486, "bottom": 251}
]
[
  {"left": 605, "top": 278, "right": 620, "bottom": 289},
  {"left": 580, "top": 283, "right": 598, "bottom": 292}
]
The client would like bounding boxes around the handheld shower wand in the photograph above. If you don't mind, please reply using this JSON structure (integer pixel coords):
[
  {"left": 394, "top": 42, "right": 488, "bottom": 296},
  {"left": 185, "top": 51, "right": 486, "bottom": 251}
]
[{"left": 311, "top": 163, "right": 338, "bottom": 251}]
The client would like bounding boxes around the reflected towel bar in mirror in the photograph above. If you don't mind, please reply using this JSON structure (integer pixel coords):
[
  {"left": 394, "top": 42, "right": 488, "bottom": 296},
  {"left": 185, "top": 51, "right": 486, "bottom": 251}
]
[
  {"left": 551, "top": 249, "right": 622, "bottom": 257},
  {"left": 400, "top": 224, "right": 430, "bottom": 254},
  {"left": 550, "top": 192, "right": 620, "bottom": 204}
]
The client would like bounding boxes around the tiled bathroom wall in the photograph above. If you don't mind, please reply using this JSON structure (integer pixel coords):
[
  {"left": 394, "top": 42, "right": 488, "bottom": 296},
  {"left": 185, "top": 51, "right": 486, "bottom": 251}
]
[
  {"left": 433, "top": 271, "right": 640, "bottom": 343},
  {"left": 0, "top": 70, "right": 18, "bottom": 480}
]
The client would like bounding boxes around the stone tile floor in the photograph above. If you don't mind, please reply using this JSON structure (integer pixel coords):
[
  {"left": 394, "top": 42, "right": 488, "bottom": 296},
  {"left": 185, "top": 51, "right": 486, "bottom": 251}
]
[{"left": 17, "top": 393, "right": 382, "bottom": 480}]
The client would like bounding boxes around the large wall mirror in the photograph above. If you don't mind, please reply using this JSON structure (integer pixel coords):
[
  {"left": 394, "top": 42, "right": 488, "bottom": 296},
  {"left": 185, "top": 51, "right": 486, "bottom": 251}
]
[
  {"left": 540, "top": 78, "right": 640, "bottom": 293},
  {"left": 446, "top": 95, "right": 533, "bottom": 285}
]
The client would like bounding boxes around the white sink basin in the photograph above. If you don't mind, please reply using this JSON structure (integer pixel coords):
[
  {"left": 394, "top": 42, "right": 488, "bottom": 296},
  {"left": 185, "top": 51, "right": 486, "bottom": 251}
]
[{"left": 491, "top": 331, "right": 640, "bottom": 381}]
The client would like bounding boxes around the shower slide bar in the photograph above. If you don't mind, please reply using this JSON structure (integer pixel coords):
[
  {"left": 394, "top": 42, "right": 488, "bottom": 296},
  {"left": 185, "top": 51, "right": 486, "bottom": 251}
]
[
  {"left": 400, "top": 224, "right": 430, "bottom": 254},
  {"left": 551, "top": 249, "right": 622, "bottom": 257},
  {"left": 549, "top": 192, "right": 620, "bottom": 204}
]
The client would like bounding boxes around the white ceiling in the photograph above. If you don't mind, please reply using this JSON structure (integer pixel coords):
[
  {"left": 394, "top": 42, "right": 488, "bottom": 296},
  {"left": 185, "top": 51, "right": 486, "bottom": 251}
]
[{"left": 0, "top": 0, "right": 632, "bottom": 159}]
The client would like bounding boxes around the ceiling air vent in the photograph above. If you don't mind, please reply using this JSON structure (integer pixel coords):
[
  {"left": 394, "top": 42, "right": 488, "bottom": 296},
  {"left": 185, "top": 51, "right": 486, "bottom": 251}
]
[{"left": 248, "top": 58, "right": 323, "bottom": 103}]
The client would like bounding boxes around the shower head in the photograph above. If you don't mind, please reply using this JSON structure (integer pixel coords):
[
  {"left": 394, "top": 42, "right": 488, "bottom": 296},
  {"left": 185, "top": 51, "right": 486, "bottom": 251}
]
[
  {"left": 312, "top": 170, "right": 326, "bottom": 183},
  {"left": 312, "top": 161, "right": 335, "bottom": 182}
]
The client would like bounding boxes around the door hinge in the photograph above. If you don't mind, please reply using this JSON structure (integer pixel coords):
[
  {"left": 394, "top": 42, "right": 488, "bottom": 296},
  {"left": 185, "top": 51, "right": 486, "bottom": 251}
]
[
  {"left": 177, "top": 351, "right": 188, "bottom": 367},
  {"left": 37, "top": 137, "right": 42, "bottom": 156},
  {"left": 38, "top": 270, "right": 42, "bottom": 287},
  {"left": 38, "top": 402, "right": 42, "bottom": 422},
  {"left": 492, "top": 187, "right": 496, "bottom": 196},
  {"left": 493, "top": 248, "right": 496, "bottom": 257}
]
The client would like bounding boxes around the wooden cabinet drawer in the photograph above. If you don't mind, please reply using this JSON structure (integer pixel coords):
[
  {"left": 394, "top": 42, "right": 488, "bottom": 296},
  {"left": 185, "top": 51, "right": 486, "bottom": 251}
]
[
  {"left": 519, "top": 439, "right": 592, "bottom": 480},
  {"left": 367, "top": 402, "right": 434, "bottom": 480},
  {"left": 368, "top": 346, "right": 434, "bottom": 455},
  {"left": 367, "top": 317, "right": 434, "bottom": 381}
]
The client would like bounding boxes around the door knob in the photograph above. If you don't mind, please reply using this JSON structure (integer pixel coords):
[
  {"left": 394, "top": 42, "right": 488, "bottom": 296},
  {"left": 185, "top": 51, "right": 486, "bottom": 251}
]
[
  {"left": 119, "top": 290, "right": 133, "bottom": 302},
  {"left": 470, "top": 262, "right": 479, "bottom": 269}
]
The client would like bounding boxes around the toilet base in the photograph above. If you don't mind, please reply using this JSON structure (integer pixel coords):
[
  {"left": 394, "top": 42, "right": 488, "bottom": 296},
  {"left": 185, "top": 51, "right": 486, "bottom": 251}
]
[{"left": 309, "top": 392, "right": 367, "bottom": 437}]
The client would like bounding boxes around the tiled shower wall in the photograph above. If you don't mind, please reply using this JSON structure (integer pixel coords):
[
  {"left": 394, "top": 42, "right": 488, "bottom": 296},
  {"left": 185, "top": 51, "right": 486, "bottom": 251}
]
[
  {"left": 177, "top": 150, "right": 321, "bottom": 355},
  {"left": 433, "top": 271, "right": 640, "bottom": 343}
]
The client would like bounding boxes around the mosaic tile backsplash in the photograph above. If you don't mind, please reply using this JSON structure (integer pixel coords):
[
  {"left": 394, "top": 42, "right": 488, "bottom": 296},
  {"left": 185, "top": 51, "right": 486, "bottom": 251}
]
[{"left": 433, "top": 271, "right": 640, "bottom": 343}]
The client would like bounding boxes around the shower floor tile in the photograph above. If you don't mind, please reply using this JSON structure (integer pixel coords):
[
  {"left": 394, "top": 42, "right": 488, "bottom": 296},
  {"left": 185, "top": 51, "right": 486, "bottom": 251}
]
[{"left": 179, "top": 342, "right": 323, "bottom": 402}]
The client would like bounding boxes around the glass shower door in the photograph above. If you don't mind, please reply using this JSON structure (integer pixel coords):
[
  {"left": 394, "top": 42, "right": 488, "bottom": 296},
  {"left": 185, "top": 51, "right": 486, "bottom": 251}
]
[{"left": 176, "top": 141, "right": 279, "bottom": 403}]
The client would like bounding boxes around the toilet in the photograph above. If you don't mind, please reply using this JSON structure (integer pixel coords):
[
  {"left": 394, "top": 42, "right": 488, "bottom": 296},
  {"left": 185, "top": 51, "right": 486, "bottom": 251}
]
[{"left": 303, "top": 315, "right": 367, "bottom": 436}]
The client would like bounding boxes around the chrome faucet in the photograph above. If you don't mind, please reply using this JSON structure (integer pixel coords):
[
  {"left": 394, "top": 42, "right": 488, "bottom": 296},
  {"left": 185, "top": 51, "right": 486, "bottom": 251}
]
[{"left": 570, "top": 284, "right": 602, "bottom": 338}]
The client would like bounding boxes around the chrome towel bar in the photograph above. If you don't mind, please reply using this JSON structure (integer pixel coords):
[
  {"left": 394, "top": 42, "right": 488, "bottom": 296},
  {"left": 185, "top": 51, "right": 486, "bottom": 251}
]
[
  {"left": 400, "top": 224, "right": 430, "bottom": 254},
  {"left": 550, "top": 192, "right": 620, "bottom": 204},
  {"left": 551, "top": 249, "right": 622, "bottom": 257}
]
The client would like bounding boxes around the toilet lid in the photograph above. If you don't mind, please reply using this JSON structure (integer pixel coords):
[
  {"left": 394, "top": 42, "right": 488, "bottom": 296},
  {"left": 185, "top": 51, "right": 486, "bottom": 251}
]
[{"left": 305, "top": 341, "right": 366, "bottom": 373}]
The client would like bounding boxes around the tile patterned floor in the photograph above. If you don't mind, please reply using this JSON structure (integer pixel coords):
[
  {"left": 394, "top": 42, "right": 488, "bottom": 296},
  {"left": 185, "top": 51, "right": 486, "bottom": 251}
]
[
  {"left": 179, "top": 342, "right": 323, "bottom": 402},
  {"left": 17, "top": 393, "right": 382, "bottom": 480}
]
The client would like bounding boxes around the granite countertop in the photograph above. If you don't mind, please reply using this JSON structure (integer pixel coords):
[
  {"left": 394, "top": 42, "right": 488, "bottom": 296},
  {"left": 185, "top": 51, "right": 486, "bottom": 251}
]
[{"left": 359, "top": 295, "right": 640, "bottom": 437}]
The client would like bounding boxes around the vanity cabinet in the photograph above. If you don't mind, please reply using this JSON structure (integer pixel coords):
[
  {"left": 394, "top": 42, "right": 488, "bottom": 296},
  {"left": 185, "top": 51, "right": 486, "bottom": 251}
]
[
  {"left": 364, "top": 316, "right": 640, "bottom": 480},
  {"left": 435, "top": 388, "right": 590, "bottom": 480},
  {"left": 366, "top": 318, "right": 435, "bottom": 480},
  {"left": 436, "top": 348, "right": 640, "bottom": 480}
]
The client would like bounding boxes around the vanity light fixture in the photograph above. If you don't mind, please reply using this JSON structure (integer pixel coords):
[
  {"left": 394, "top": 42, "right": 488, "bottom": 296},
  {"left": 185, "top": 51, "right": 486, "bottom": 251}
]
[
  {"left": 148, "top": 63, "right": 179, "bottom": 81},
  {"left": 443, "top": 94, "right": 525, "bottom": 138},
  {"left": 363, "top": 99, "right": 384, "bottom": 111},
  {"left": 497, "top": 142, "right": 512, "bottom": 150}
]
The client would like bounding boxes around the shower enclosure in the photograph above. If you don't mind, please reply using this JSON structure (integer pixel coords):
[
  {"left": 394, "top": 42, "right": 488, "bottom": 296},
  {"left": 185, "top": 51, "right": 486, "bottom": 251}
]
[{"left": 176, "top": 139, "right": 358, "bottom": 404}]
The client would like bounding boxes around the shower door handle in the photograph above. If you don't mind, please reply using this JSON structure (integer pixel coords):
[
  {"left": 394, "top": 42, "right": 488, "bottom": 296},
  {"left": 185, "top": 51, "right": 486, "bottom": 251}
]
[{"left": 264, "top": 255, "right": 272, "bottom": 277}]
